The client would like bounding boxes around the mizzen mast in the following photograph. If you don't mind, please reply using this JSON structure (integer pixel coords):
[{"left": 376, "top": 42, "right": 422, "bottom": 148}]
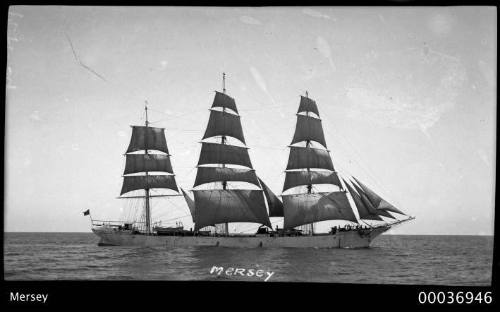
[{"left": 119, "top": 101, "right": 179, "bottom": 234}]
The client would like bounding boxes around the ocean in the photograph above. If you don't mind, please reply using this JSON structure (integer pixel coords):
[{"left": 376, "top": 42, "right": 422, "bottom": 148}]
[{"left": 3, "top": 233, "right": 493, "bottom": 285}]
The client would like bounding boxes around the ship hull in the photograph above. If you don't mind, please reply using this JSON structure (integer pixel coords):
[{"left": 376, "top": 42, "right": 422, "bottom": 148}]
[{"left": 92, "top": 226, "right": 389, "bottom": 248}]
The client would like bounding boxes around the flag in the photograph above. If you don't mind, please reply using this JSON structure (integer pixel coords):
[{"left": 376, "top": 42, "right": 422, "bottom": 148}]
[{"left": 83, "top": 209, "right": 90, "bottom": 216}]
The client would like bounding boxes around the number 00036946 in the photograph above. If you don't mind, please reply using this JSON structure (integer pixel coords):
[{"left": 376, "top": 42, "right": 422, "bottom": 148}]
[{"left": 418, "top": 291, "right": 492, "bottom": 305}]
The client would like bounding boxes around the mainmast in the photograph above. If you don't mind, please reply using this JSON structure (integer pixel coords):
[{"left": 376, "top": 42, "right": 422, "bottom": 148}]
[
  {"left": 222, "top": 72, "right": 226, "bottom": 94},
  {"left": 221, "top": 72, "right": 228, "bottom": 235},
  {"left": 191, "top": 73, "right": 272, "bottom": 232}
]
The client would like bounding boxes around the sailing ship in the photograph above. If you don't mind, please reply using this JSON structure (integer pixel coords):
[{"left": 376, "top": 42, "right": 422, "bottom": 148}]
[{"left": 89, "top": 75, "right": 414, "bottom": 248}]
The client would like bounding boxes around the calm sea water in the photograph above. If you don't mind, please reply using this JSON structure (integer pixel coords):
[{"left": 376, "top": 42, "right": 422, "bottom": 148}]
[{"left": 4, "top": 233, "right": 493, "bottom": 285}]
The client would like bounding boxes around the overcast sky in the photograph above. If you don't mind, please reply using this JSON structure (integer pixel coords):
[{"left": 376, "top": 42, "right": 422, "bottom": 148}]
[{"left": 5, "top": 6, "right": 496, "bottom": 235}]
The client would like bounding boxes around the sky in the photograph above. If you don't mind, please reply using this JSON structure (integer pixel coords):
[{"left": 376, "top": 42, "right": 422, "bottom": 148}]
[{"left": 5, "top": 6, "right": 496, "bottom": 235}]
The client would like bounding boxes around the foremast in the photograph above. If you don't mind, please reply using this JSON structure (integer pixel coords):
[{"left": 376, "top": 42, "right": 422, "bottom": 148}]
[
  {"left": 281, "top": 92, "right": 411, "bottom": 231},
  {"left": 120, "top": 102, "right": 179, "bottom": 235},
  {"left": 144, "top": 103, "right": 151, "bottom": 234},
  {"left": 304, "top": 91, "right": 317, "bottom": 235},
  {"left": 282, "top": 92, "right": 356, "bottom": 232}
]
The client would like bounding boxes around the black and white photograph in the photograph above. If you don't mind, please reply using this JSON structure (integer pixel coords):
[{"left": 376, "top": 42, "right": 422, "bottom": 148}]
[{"left": 3, "top": 4, "right": 496, "bottom": 304}]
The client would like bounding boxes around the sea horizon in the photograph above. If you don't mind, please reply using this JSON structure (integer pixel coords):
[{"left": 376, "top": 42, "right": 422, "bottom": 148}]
[
  {"left": 3, "top": 231, "right": 495, "bottom": 236},
  {"left": 4, "top": 233, "right": 493, "bottom": 284}
]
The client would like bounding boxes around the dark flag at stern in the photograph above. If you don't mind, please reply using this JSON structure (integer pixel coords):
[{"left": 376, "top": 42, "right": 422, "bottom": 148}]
[{"left": 83, "top": 209, "right": 90, "bottom": 216}]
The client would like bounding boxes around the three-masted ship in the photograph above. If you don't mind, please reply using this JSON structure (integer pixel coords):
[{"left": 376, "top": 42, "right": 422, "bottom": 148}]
[{"left": 89, "top": 75, "right": 414, "bottom": 248}]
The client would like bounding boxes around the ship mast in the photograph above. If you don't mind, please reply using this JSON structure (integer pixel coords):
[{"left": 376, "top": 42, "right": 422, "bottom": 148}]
[
  {"left": 191, "top": 73, "right": 272, "bottom": 232},
  {"left": 280, "top": 92, "right": 410, "bottom": 231},
  {"left": 282, "top": 93, "right": 359, "bottom": 230},
  {"left": 119, "top": 103, "right": 179, "bottom": 233},
  {"left": 221, "top": 72, "right": 229, "bottom": 235},
  {"left": 144, "top": 101, "right": 151, "bottom": 235},
  {"left": 304, "top": 91, "right": 314, "bottom": 235}
]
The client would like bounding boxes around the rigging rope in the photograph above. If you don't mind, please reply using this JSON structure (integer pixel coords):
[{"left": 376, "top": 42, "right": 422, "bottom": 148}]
[{"left": 322, "top": 115, "right": 403, "bottom": 209}]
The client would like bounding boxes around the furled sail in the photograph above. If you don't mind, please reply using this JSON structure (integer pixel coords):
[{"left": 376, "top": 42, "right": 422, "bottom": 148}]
[
  {"left": 120, "top": 175, "right": 178, "bottom": 195},
  {"left": 194, "top": 167, "right": 259, "bottom": 187},
  {"left": 197, "top": 142, "right": 253, "bottom": 168},
  {"left": 343, "top": 179, "right": 383, "bottom": 221},
  {"left": 202, "top": 109, "right": 246, "bottom": 144},
  {"left": 193, "top": 190, "right": 272, "bottom": 231},
  {"left": 258, "top": 178, "right": 284, "bottom": 217},
  {"left": 124, "top": 154, "right": 173, "bottom": 175},
  {"left": 181, "top": 188, "right": 196, "bottom": 222},
  {"left": 291, "top": 114, "right": 327, "bottom": 148},
  {"left": 126, "top": 126, "right": 169, "bottom": 154},
  {"left": 286, "top": 146, "right": 334, "bottom": 171},
  {"left": 282, "top": 192, "right": 358, "bottom": 229},
  {"left": 297, "top": 95, "right": 320, "bottom": 117},
  {"left": 283, "top": 170, "right": 341, "bottom": 192},
  {"left": 352, "top": 177, "right": 406, "bottom": 215},
  {"left": 212, "top": 91, "right": 238, "bottom": 114}
]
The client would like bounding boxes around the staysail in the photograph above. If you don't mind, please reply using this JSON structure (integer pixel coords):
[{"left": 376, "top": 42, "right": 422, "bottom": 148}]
[
  {"left": 352, "top": 177, "right": 405, "bottom": 216},
  {"left": 282, "top": 93, "right": 348, "bottom": 230},
  {"left": 181, "top": 188, "right": 196, "bottom": 223},
  {"left": 189, "top": 75, "right": 273, "bottom": 232},
  {"left": 259, "top": 178, "right": 284, "bottom": 217},
  {"left": 350, "top": 181, "right": 395, "bottom": 219},
  {"left": 342, "top": 178, "right": 384, "bottom": 221}
]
